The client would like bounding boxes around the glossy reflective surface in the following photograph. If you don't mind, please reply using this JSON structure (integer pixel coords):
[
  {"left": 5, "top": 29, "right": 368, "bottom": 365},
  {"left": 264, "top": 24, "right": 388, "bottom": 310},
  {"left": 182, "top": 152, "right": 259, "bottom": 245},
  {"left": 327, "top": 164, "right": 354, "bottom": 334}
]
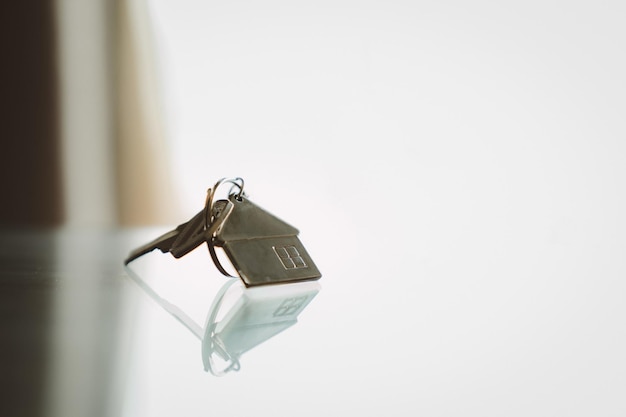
[{"left": 2, "top": 224, "right": 626, "bottom": 416}]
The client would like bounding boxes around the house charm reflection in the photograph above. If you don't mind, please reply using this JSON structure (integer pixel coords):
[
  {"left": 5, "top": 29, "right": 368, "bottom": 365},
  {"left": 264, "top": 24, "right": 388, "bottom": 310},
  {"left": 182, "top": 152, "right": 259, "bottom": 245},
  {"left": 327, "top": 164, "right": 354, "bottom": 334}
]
[{"left": 202, "top": 280, "right": 320, "bottom": 376}]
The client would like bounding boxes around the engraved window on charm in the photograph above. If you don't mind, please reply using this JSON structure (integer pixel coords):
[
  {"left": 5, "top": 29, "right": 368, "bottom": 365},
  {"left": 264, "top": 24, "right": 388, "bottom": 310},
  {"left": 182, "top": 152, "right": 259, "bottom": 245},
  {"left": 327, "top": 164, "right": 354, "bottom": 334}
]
[
  {"left": 273, "top": 296, "right": 308, "bottom": 317},
  {"left": 273, "top": 246, "right": 308, "bottom": 269}
]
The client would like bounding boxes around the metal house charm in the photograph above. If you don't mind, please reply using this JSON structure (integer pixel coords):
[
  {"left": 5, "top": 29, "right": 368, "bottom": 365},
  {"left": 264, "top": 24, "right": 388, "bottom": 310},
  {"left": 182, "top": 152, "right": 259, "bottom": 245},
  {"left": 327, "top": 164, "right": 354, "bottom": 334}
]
[{"left": 215, "top": 194, "right": 321, "bottom": 286}]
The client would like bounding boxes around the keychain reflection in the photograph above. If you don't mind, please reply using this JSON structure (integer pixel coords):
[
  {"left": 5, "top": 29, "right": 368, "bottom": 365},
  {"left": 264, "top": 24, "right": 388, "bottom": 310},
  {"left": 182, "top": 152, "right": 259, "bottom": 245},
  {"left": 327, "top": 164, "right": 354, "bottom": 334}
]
[{"left": 126, "top": 267, "right": 319, "bottom": 376}]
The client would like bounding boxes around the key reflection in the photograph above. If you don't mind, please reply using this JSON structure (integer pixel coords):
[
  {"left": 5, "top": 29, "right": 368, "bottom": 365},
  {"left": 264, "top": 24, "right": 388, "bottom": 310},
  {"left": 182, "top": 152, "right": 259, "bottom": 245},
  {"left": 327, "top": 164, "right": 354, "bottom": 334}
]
[{"left": 125, "top": 267, "right": 319, "bottom": 376}]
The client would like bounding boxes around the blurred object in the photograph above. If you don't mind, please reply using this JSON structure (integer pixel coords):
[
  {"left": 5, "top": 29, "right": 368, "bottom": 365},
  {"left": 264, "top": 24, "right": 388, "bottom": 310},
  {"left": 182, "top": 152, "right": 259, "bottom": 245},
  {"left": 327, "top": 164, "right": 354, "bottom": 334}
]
[
  {"left": 55, "top": 0, "right": 179, "bottom": 228},
  {"left": 114, "top": 0, "right": 179, "bottom": 226},
  {"left": 55, "top": 0, "right": 116, "bottom": 228},
  {"left": 0, "top": 1, "right": 63, "bottom": 227},
  {"left": 0, "top": 232, "right": 57, "bottom": 417}
]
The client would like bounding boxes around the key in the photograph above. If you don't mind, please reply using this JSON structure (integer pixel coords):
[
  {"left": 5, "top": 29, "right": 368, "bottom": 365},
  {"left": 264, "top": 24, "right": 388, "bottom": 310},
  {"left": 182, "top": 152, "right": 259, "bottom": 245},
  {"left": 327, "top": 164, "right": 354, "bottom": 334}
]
[
  {"left": 123, "top": 199, "right": 233, "bottom": 264},
  {"left": 170, "top": 199, "right": 233, "bottom": 258},
  {"left": 125, "top": 178, "right": 322, "bottom": 287}
]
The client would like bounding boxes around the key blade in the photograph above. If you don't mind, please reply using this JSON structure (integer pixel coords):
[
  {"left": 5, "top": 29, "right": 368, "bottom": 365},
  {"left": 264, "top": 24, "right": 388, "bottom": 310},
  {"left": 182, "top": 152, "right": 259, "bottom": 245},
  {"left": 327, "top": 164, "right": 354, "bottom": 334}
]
[
  {"left": 170, "top": 200, "right": 233, "bottom": 258},
  {"left": 124, "top": 228, "right": 181, "bottom": 265},
  {"left": 169, "top": 210, "right": 205, "bottom": 258}
]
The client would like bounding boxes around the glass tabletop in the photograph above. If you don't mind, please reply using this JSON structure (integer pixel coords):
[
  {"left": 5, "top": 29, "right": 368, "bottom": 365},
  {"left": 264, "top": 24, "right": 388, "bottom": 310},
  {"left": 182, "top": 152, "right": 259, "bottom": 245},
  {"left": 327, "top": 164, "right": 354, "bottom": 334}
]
[{"left": 1, "top": 221, "right": 625, "bottom": 417}]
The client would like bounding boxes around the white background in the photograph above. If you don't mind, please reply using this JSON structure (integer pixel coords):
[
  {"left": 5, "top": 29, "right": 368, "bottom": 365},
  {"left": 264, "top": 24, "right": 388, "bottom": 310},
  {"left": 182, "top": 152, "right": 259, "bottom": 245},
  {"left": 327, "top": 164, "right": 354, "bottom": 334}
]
[
  {"left": 120, "top": 1, "right": 626, "bottom": 415},
  {"left": 147, "top": 0, "right": 626, "bottom": 259}
]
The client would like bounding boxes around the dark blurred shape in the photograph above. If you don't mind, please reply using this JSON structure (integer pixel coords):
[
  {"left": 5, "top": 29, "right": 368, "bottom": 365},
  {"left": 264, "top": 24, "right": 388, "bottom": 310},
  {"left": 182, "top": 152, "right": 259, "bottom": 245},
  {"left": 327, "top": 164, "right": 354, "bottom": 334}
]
[
  {"left": 0, "top": 1, "right": 63, "bottom": 227},
  {"left": 0, "top": 229, "right": 129, "bottom": 417},
  {"left": 0, "top": 231, "right": 56, "bottom": 417}
]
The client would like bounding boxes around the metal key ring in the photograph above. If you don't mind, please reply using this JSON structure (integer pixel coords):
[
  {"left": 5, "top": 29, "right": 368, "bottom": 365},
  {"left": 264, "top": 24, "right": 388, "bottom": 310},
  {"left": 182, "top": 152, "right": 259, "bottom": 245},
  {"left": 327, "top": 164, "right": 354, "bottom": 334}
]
[
  {"left": 203, "top": 177, "right": 245, "bottom": 231},
  {"left": 203, "top": 177, "right": 246, "bottom": 278}
]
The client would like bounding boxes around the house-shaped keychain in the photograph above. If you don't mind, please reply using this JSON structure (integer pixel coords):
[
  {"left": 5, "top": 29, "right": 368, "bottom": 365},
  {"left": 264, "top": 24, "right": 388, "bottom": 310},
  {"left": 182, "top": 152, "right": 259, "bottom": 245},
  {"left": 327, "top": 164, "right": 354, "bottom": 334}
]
[
  {"left": 214, "top": 195, "right": 322, "bottom": 287},
  {"left": 125, "top": 178, "right": 321, "bottom": 287}
]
